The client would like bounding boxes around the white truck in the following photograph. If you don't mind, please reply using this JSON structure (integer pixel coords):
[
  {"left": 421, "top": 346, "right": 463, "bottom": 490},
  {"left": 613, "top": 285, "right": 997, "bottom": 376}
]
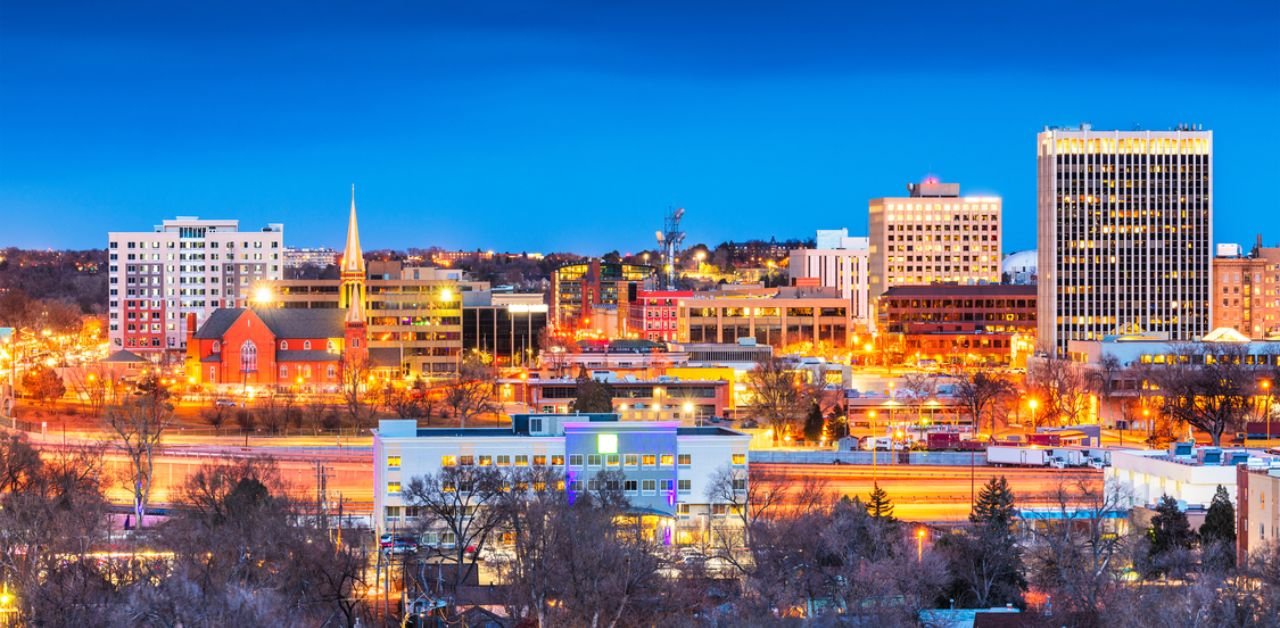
[{"left": 987, "top": 446, "right": 1068, "bottom": 468}]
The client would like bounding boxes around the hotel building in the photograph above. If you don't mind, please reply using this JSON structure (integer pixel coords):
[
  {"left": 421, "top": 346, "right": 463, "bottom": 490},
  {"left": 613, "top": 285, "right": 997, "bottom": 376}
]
[
  {"left": 868, "top": 180, "right": 1002, "bottom": 299},
  {"left": 108, "top": 217, "right": 284, "bottom": 356},
  {"left": 1037, "top": 126, "right": 1212, "bottom": 356}
]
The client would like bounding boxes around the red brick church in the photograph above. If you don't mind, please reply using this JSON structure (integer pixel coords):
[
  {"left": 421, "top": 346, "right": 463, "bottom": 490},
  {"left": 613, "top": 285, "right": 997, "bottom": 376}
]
[{"left": 186, "top": 190, "right": 371, "bottom": 391}]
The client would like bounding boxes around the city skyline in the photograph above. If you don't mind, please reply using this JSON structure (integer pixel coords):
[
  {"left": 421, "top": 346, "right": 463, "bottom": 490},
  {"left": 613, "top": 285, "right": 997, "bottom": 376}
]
[{"left": 3, "top": 2, "right": 1278, "bottom": 253}]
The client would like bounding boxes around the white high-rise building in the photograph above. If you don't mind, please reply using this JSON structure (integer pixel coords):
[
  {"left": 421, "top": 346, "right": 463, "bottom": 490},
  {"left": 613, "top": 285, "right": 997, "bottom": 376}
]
[
  {"left": 868, "top": 180, "right": 1003, "bottom": 299},
  {"left": 108, "top": 217, "right": 284, "bottom": 355},
  {"left": 1036, "top": 126, "right": 1212, "bottom": 356},
  {"left": 789, "top": 229, "right": 871, "bottom": 327}
]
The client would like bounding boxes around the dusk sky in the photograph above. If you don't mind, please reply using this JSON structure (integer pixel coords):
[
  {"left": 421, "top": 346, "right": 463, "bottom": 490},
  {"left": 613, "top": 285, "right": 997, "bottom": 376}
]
[{"left": 2, "top": 1, "right": 1277, "bottom": 254}]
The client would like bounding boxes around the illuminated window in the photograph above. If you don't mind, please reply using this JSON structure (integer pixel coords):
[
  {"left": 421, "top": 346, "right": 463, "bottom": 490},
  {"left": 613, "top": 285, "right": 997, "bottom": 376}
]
[
  {"left": 515, "top": 455, "right": 529, "bottom": 467},
  {"left": 732, "top": 453, "right": 746, "bottom": 465},
  {"left": 240, "top": 340, "right": 258, "bottom": 373},
  {"left": 478, "top": 455, "right": 492, "bottom": 466},
  {"left": 532, "top": 455, "right": 546, "bottom": 466},
  {"left": 642, "top": 454, "right": 657, "bottom": 467},
  {"left": 441, "top": 455, "right": 457, "bottom": 467},
  {"left": 551, "top": 455, "right": 565, "bottom": 466},
  {"left": 459, "top": 455, "right": 474, "bottom": 466},
  {"left": 605, "top": 454, "right": 620, "bottom": 467},
  {"left": 660, "top": 454, "right": 675, "bottom": 466},
  {"left": 387, "top": 456, "right": 401, "bottom": 469},
  {"left": 387, "top": 482, "right": 401, "bottom": 494},
  {"left": 496, "top": 455, "right": 511, "bottom": 466}
]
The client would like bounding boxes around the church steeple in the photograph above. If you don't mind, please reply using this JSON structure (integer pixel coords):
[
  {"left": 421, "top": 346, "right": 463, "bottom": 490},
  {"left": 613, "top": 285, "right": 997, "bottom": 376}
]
[{"left": 339, "top": 185, "right": 366, "bottom": 325}]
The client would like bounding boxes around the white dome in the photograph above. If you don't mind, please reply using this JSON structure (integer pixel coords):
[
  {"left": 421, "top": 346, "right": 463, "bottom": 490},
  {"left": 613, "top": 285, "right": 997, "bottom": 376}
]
[{"left": 1002, "top": 250, "right": 1037, "bottom": 273}]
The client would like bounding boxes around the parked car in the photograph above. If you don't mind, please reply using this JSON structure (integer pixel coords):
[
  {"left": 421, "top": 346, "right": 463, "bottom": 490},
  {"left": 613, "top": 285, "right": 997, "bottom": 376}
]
[
  {"left": 380, "top": 534, "right": 418, "bottom": 555},
  {"left": 214, "top": 398, "right": 237, "bottom": 407}
]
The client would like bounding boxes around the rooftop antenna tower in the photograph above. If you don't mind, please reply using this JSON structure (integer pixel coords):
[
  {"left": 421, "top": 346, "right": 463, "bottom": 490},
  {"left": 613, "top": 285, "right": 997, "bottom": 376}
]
[{"left": 655, "top": 206, "right": 685, "bottom": 289}]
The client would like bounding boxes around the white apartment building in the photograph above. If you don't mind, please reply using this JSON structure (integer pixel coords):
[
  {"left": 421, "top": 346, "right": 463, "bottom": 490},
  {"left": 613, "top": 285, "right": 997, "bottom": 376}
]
[
  {"left": 283, "top": 247, "right": 337, "bottom": 270},
  {"left": 373, "top": 415, "right": 750, "bottom": 545},
  {"left": 1037, "top": 126, "right": 1212, "bottom": 356},
  {"left": 108, "top": 217, "right": 284, "bottom": 355},
  {"left": 789, "top": 229, "right": 871, "bottom": 328},
  {"left": 868, "top": 180, "right": 1002, "bottom": 299}
]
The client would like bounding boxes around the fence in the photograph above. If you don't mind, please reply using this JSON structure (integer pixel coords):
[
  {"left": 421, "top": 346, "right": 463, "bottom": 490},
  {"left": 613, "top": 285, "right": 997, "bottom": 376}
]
[{"left": 750, "top": 449, "right": 989, "bottom": 466}]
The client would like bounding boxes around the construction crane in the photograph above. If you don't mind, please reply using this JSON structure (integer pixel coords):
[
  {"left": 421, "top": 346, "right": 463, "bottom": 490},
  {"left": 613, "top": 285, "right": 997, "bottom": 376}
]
[{"left": 655, "top": 207, "right": 685, "bottom": 289}]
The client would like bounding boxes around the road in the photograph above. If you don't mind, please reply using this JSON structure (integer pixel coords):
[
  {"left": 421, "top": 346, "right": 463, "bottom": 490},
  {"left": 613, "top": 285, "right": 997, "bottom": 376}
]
[{"left": 753, "top": 463, "right": 1102, "bottom": 522}]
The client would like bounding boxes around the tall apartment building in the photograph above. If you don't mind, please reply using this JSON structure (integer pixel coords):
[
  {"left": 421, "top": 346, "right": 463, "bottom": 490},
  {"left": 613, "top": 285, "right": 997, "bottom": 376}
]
[
  {"left": 108, "top": 217, "right": 284, "bottom": 355},
  {"left": 1212, "top": 236, "right": 1280, "bottom": 339},
  {"left": 1037, "top": 126, "right": 1212, "bottom": 355},
  {"left": 868, "top": 180, "right": 1002, "bottom": 300},
  {"left": 788, "top": 229, "right": 871, "bottom": 328}
]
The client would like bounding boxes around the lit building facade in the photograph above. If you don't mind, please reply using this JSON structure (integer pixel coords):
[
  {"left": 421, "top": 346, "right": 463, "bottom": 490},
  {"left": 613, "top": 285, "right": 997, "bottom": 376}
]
[
  {"left": 676, "top": 289, "right": 853, "bottom": 349},
  {"left": 462, "top": 296, "right": 549, "bottom": 367},
  {"left": 1238, "top": 465, "right": 1280, "bottom": 567},
  {"left": 788, "top": 229, "right": 871, "bottom": 328},
  {"left": 627, "top": 290, "right": 694, "bottom": 341},
  {"left": 373, "top": 415, "right": 750, "bottom": 543},
  {"left": 108, "top": 217, "right": 284, "bottom": 355},
  {"left": 868, "top": 180, "right": 1002, "bottom": 299},
  {"left": 877, "top": 284, "right": 1036, "bottom": 366},
  {"left": 1037, "top": 126, "right": 1213, "bottom": 356},
  {"left": 1212, "top": 236, "right": 1280, "bottom": 339},
  {"left": 550, "top": 260, "right": 656, "bottom": 331},
  {"left": 283, "top": 247, "right": 338, "bottom": 270}
]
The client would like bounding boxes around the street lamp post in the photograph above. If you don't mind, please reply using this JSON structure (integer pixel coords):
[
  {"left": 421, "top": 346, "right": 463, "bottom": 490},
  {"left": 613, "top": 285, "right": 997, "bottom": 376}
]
[
  {"left": 915, "top": 527, "right": 926, "bottom": 563},
  {"left": 1262, "top": 380, "right": 1273, "bottom": 445},
  {"left": 868, "top": 409, "right": 878, "bottom": 483},
  {"left": 1028, "top": 398, "right": 1039, "bottom": 435}
]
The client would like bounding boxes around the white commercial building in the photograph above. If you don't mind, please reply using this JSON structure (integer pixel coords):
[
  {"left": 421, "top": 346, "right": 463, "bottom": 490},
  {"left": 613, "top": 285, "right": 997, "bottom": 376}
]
[
  {"left": 1107, "top": 444, "right": 1279, "bottom": 511},
  {"left": 789, "top": 229, "right": 871, "bottom": 328},
  {"left": 373, "top": 414, "right": 750, "bottom": 544},
  {"left": 1037, "top": 126, "right": 1212, "bottom": 356},
  {"left": 108, "top": 217, "right": 284, "bottom": 355}
]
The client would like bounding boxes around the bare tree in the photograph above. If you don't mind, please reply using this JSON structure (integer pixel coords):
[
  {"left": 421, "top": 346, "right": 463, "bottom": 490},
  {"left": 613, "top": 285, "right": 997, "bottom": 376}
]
[
  {"left": 201, "top": 399, "right": 229, "bottom": 434},
  {"left": 102, "top": 374, "right": 173, "bottom": 529},
  {"left": 1153, "top": 343, "right": 1255, "bottom": 446},
  {"left": 1026, "top": 479, "right": 1136, "bottom": 626},
  {"left": 337, "top": 352, "right": 371, "bottom": 425},
  {"left": 444, "top": 352, "right": 496, "bottom": 427},
  {"left": 899, "top": 372, "right": 936, "bottom": 401},
  {"left": 746, "top": 357, "right": 814, "bottom": 440},
  {"left": 401, "top": 464, "right": 507, "bottom": 603},
  {"left": 1027, "top": 356, "right": 1092, "bottom": 427},
  {"left": 953, "top": 369, "right": 1016, "bottom": 437}
]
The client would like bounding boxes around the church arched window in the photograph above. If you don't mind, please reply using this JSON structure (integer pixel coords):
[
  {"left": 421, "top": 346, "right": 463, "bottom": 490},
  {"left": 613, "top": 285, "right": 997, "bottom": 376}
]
[{"left": 241, "top": 341, "right": 258, "bottom": 373}]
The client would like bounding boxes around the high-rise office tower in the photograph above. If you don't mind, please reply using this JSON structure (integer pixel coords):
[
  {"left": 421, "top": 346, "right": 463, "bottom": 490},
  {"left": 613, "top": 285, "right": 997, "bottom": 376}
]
[
  {"left": 1036, "top": 125, "right": 1212, "bottom": 355},
  {"left": 108, "top": 217, "right": 284, "bottom": 355},
  {"left": 868, "top": 179, "right": 1002, "bottom": 299}
]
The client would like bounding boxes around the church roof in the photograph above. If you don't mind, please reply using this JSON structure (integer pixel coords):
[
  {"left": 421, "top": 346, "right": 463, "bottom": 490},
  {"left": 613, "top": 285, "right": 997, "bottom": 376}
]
[
  {"left": 340, "top": 185, "right": 365, "bottom": 276},
  {"left": 193, "top": 308, "right": 244, "bottom": 339},
  {"left": 192, "top": 307, "right": 347, "bottom": 341},
  {"left": 277, "top": 350, "right": 342, "bottom": 362}
]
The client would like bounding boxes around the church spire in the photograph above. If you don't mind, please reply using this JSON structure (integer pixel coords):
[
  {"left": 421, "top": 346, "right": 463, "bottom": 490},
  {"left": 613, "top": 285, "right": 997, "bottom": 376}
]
[
  {"left": 341, "top": 184, "right": 365, "bottom": 276},
  {"left": 339, "top": 185, "right": 366, "bottom": 325}
]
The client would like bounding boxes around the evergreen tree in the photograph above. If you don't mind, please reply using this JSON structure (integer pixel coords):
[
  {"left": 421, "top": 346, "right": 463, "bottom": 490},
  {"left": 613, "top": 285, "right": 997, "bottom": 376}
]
[
  {"left": 1200, "top": 485, "right": 1237, "bottom": 570},
  {"left": 569, "top": 368, "right": 615, "bottom": 414},
  {"left": 1147, "top": 494, "right": 1195, "bottom": 577},
  {"left": 866, "top": 483, "right": 896, "bottom": 521},
  {"left": 971, "top": 476, "right": 1018, "bottom": 528},
  {"left": 941, "top": 475, "right": 1027, "bottom": 608},
  {"left": 802, "top": 399, "right": 825, "bottom": 443}
]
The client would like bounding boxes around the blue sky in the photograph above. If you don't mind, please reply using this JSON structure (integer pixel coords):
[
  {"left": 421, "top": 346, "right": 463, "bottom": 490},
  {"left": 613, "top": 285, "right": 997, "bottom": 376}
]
[{"left": 2, "top": 1, "right": 1277, "bottom": 254}]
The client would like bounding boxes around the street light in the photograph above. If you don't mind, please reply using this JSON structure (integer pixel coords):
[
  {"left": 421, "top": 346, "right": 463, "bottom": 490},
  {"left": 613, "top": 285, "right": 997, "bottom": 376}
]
[
  {"left": 915, "top": 527, "right": 927, "bottom": 562},
  {"left": 682, "top": 401, "right": 696, "bottom": 426},
  {"left": 1028, "top": 398, "right": 1039, "bottom": 433}
]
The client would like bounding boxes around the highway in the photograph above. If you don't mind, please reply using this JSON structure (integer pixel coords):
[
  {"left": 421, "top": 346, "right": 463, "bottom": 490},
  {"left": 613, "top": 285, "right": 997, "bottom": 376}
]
[{"left": 753, "top": 463, "right": 1102, "bottom": 522}]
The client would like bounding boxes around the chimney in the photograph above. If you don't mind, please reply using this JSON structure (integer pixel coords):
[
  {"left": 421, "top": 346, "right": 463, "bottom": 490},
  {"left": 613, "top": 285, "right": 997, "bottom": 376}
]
[{"left": 186, "top": 312, "right": 197, "bottom": 341}]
